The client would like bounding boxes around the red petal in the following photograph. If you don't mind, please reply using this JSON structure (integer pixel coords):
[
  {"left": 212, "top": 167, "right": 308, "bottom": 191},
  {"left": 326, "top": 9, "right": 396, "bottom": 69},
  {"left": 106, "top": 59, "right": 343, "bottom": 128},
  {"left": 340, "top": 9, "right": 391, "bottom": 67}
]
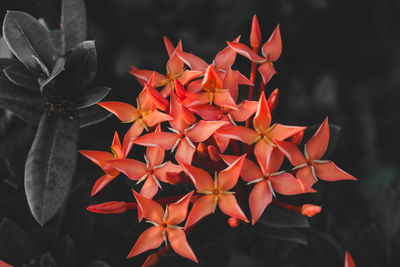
[
  {"left": 132, "top": 190, "right": 164, "bottom": 223},
  {"left": 167, "top": 41, "right": 184, "bottom": 75},
  {"left": 167, "top": 228, "right": 198, "bottom": 263},
  {"left": 154, "top": 161, "right": 183, "bottom": 183},
  {"left": 258, "top": 62, "right": 276, "bottom": 84},
  {"left": 143, "top": 109, "right": 172, "bottom": 127},
  {"left": 0, "top": 260, "right": 13, "bottom": 267},
  {"left": 174, "top": 79, "right": 186, "bottom": 100},
  {"left": 296, "top": 166, "right": 317, "bottom": 191},
  {"left": 217, "top": 154, "right": 245, "bottom": 191},
  {"left": 163, "top": 36, "right": 175, "bottom": 57},
  {"left": 275, "top": 140, "right": 307, "bottom": 166},
  {"left": 254, "top": 139, "right": 274, "bottom": 175},
  {"left": 217, "top": 126, "right": 258, "bottom": 144},
  {"left": 166, "top": 191, "right": 194, "bottom": 225},
  {"left": 250, "top": 15, "right": 262, "bottom": 49},
  {"left": 270, "top": 173, "right": 305, "bottom": 195},
  {"left": 253, "top": 91, "right": 271, "bottom": 132},
  {"left": 185, "top": 195, "right": 214, "bottom": 229},
  {"left": 220, "top": 155, "right": 263, "bottom": 182},
  {"left": 144, "top": 83, "right": 169, "bottom": 112},
  {"left": 218, "top": 194, "right": 248, "bottom": 222},
  {"left": 97, "top": 101, "right": 137, "bottom": 123},
  {"left": 222, "top": 67, "right": 238, "bottom": 101},
  {"left": 214, "top": 90, "right": 238, "bottom": 110},
  {"left": 314, "top": 162, "right": 357, "bottom": 181},
  {"left": 249, "top": 180, "right": 272, "bottom": 225},
  {"left": 107, "top": 159, "right": 147, "bottom": 180},
  {"left": 214, "top": 35, "right": 241, "bottom": 70},
  {"left": 213, "top": 128, "right": 232, "bottom": 153},
  {"left": 186, "top": 79, "right": 203, "bottom": 94},
  {"left": 227, "top": 42, "right": 265, "bottom": 63},
  {"left": 234, "top": 70, "right": 253, "bottom": 85},
  {"left": 179, "top": 160, "right": 214, "bottom": 191},
  {"left": 79, "top": 150, "right": 114, "bottom": 169},
  {"left": 306, "top": 117, "right": 329, "bottom": 160},
  {"left": 139, "top": 176, "right": 158, "bottom": 199},
  {"left": 186, "top": 120, "right": 229, "bottom": 143},
  {"left": 129, "top": 66, "right": 166, "bottom": 87},
  {"left": 111, "top": 131, "right": 123, "bottom": 159},
  {"left": 261, "top": 24, "right": 282, "bottom": 62},
  {"left": 230, "top": 100, "right": 258, "bottom": 122},
  {"left": 147, "top": 147, "right": 164, "bottom": 168},
  {"left": 91, "top": 173, "right": 117, "bottom": 196},
  {"left": 176, "top": 50, "right": 208, "bottom": 72},
  {"left": 175, "top": 138, "right": 196, "bottom": 164},
  {"left": 122, "top": 120, "right": 144, "bottom": 157},
  {"left": 269, "top": 124, "right": 307, "bottom": 142},
  {"left": 169, "top": 92, "right": 194, "bottom": 131},
  {"left": 181, "top": 92, "right": 209, "bottom": 108},
  {"left": 267, "top": 88, "right": 279, "bottom": 111},
  {"left": 202, "top": 65, "right": 223, "bottom": 90},
  {"left": 127, "top": 226, "right": 163, "bottom": 258},
  {"left": 345, "top": 251, "right": 356, "bottom": 267},
  {"left": 134, "top": 132, "right": 179, "bottom": 150},
  {"left": 267, "top": 148, "right": 285, "bottom": 174},
  {"left": 189, "top": 104, "right": 221, "bottom": 121},
  {"left": 177, "top": 70, "right": 203, "bottom": 86}
]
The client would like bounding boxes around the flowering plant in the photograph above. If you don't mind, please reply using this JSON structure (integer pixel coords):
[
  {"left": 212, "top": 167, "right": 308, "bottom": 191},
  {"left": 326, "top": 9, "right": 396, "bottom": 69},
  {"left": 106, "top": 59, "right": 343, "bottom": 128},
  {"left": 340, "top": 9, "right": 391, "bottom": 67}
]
[{"left": 81, "top": 15, "right": 356, "bottom": 265}]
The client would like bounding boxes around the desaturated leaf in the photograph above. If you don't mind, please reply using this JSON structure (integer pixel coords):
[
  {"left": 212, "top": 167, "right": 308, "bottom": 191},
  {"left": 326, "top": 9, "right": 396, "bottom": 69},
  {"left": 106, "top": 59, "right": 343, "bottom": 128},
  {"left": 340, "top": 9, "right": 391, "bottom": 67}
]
[
  {"left": 55, "top": 236, "right": 77, "bottom": 267},
  {"left": 40, "top": 252, "right": 57, "bottom": 267},
  {"left": 0, "top": 36, "right": 12, "bottom": 59},
  {"left": 85, "top": 261, "right": 111, "bottom": 267},
  {"left": 61, "top": 0, "right": 87, "bottom": 50},
  {"left": 72, "top": 87, "right": 111, "bottom": 109},
  {"left": 0, "top": 98, "right": 42, "bottom": 124},
  {"left": 3, "top": 11, "right": 57, "bottom": 73},
  {"left": 3, "top": 63, "right": 39, "bottom": 91},
  {"left": 25, "top": 113, "right": 79, "bottom": 225},
  {"left": 78, "top": 103, "right": 112, "bottom": 128},
  {"left": 0, "top": 58, "right": 18, "bottom": 70},
  {"left": 255, "top": 226, "right": 308, "bottom": 245},
  {"left": 258, "top": 204, "right": 309, "bottom": 228},
  {"left": 50, "top": 30, "right": 65, "bottom": 55},
  {"left": 39, "top": 57, "right": 66, "bottom": 97},
  {"left": 0, "top": 218, "right": 40, "bottom": 265},
  {"left": 0, "top": 77, "right": 43, "bottom": 108}
]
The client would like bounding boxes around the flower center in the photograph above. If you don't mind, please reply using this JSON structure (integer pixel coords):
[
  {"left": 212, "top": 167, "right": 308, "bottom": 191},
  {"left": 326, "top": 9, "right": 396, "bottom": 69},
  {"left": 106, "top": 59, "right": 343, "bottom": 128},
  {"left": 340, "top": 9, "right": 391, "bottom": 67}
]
[{"left": 213, "top": 189, "right": 219, "bottom": 195}]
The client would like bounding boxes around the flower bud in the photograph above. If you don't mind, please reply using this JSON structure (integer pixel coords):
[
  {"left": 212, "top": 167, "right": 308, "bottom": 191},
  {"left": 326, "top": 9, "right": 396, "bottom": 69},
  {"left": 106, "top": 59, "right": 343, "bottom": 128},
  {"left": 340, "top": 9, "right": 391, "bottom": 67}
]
[
  {"left": 142, "top": 253, "right": 160, "bottom": 267},
  {"left": 87, "top": 201, "right": 127, "bottom": 214},
  {"left": 267, "top": 88, "right": 279, "bottom": 111},
  {"left": 207, "top": 145, "right": 220, "bottom": 162},
  {"left": 301, "top": 204, "right": 322, "bottom": 217},
  {"left": 228, "top": 217, "right": 240, "bottom": 228}
]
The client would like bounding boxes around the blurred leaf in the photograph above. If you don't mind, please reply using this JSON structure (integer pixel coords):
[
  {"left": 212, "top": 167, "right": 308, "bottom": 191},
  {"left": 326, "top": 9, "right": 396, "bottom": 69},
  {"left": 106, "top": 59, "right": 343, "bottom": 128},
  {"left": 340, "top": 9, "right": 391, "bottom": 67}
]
[
  {"left": 40, "top": 252, "right": 57, "bottom": 267},
  {"left": 73, "top": 87, "right": 111, "bottom": 109},
  {"left": 25, "top": 113, "right": 79, "bottom": 225},
  {"left": 50, "top": 30, "right": 65, "bottom": 56},
  {"left": 0, "top": 77, "right": 43, "bottom": 108},
  {"left": 0, "top": 218, "right": 40, "bottom": 265},
  {"left": 255, "top": 226, "right": 308, "bottom": 245},
  {"left": 0, "top": 58, "right": 17, "bottom": 70},
  {"left": 78, "top": 104, "right": 112, "bottom": 128},
  {"left": 0, "top": 98, "right": 42, "bottom": 124},
  {"left": 85, "top": 261, "right": 111, "bottom": 267},
  {"left": 353, "top": 224, "right": 383, "bottom": 267},
  {"left": 0, "top": 36, "right": 12, "bottom": 59},
  {"left": 302, "top": 123, "right": 341, "bottom": 159},
  {"left": 61, "top": 0, "right": 87, "bottom": 50},
  {"left": 257, "top": 204, "right": 309, "bottom": 228},
  {"left": 55, "top": 236, "right": 77, "bottom": 267},
  {"left": 3, "top": 63, "right": 39, "bottom": 91},
  {"left": 3, "top": 11, "right": 57, "bottom": 73}
]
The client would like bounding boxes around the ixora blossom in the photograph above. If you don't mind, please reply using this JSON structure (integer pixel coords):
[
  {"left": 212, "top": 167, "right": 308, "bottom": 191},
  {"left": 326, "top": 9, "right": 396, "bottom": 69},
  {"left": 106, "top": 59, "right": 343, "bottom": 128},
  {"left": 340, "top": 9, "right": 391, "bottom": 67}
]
[{"left": 81, "top": 15, "right": 357, "bottom": 265}]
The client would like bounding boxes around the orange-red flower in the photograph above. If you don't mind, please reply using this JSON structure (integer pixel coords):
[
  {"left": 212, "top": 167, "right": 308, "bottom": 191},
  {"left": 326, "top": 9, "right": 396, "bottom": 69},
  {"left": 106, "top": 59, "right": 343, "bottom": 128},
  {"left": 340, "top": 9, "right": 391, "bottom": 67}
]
[
  {"left": 128, "top": 190, "right": 197, "bottom": 263},
  {"left": 79, "top": 131, "right": 125, "bottom": 196},
  {"left": 179, "top": 155, "right": 248, "bottom": 229},
  {"left": 219, "top": 91, "right": 305, "bottom": 173},
  {"left": 220, "top": 149, "right": 304, "bottom": 225},
  {"left": 345, "top": 251, "right": 356, "bottom": 267},
  {"left": 275, "top": 118, "right": 357, "bottom": 190}
]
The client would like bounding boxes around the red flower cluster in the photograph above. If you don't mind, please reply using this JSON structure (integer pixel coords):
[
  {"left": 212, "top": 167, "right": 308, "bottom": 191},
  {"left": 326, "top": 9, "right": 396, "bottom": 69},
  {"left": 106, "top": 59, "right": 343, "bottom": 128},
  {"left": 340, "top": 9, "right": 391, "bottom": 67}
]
[{"left": 80, "top": 15, "right": 356, "bottom": 264}]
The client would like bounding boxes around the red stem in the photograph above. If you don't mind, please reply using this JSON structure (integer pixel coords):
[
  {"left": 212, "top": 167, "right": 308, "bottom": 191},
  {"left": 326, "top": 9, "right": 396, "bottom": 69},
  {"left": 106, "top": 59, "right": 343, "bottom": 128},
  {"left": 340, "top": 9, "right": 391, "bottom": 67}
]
[
  {"left": 272, "top": 199, "right": 302, "bottom": 213},
  {"left": 258, "top": 80, "right": 266, "bottom": 98}
]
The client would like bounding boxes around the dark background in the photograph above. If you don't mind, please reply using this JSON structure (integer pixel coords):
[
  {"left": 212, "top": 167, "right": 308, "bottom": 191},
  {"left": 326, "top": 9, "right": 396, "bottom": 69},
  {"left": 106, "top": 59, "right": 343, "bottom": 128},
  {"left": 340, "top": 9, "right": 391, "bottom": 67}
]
[{"left": 1, "top": 0, "right": 399, "bottom": 266}]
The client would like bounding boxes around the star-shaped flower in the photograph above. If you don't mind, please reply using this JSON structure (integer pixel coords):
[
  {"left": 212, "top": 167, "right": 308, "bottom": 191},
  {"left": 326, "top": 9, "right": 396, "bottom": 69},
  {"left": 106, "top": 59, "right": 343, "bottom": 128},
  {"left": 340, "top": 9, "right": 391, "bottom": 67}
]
[
  {"left": 179, "top": 155, "right": 248, "bottom": 229},
  {"left": 128, "top": 190, "right": 197, "bottom": 263},
  {"left": 275, "top": 118, "right": 356, "bottom": 190}
]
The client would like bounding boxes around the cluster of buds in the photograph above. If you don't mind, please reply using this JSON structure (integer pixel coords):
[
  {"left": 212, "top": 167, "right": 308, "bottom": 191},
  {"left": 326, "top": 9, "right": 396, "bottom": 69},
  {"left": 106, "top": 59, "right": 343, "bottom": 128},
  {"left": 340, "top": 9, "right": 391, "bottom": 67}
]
[{"left": 80, "top": 15, "right": 356, "bottom": 265}]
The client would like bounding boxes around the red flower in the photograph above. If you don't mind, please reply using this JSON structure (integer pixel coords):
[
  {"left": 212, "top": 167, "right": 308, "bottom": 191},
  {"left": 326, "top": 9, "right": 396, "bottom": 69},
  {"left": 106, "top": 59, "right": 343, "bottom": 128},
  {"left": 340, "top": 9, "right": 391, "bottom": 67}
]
[
  {"left": 179, "top": 155, "right": 249, "bottom": 229},
  {"left": 128, "top": 191, "right": 198, "bottom": 263},
  {"left": 275, "top": 118, "right": 357, "bottom": 190},
  {"left": 345, "top": 251, "right": 356, "bottom": 267}
]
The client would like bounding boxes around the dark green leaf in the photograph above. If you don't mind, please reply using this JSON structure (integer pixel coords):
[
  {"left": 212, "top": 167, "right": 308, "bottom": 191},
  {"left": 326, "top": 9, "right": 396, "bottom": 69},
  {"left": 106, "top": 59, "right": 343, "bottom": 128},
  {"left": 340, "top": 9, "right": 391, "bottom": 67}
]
[
  {"left": 3, "top": 63, "right": 39, "bottom": 91},
  {"left": 2, "top": 11, "right": 57, "bottom": 73},
  {"left": 78, "top": 102, "right": 112, "bottom": 128},
  {"left": 73, "top": 87, "right": 111, "bottom": 109},
  {"left": 61, "top": 0, "right": 87, "bottom": 50},
  {"left": 258, "top": 204, "right": 309, "bottom": 228},
  {"left": 255, "top": 226, "right": 308, "bottom": 245},
  {"left": 0, "top": 77, "right": 43, "bottom": 108},
  {"left": 55, "top": 236, "right": 77, "bottom": 267},
  {"left": 25, "top": 113, "right": 79, "bottom": 225},
  {"left": 65, "top": 40, "right": 97, "bottom": 90},
  {"left": 40, "top": 252, "right": 57, "bottom": 267},
  {"left": 0, "top": 218, "right": 40, "bottom": 265},
  {"left": 0, "top": 97, "right": 42, "bottom": 124}
]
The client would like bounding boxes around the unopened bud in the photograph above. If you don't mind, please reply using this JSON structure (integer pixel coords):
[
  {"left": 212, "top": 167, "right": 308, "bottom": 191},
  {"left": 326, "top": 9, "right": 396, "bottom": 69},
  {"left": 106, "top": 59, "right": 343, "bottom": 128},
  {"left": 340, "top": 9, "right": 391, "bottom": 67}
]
[
  {"left": 197, "top": 143, "right": 207, "bottom": 158},
  {"left": 267, "top": 88, "right": 279, "bottom": 111},
  {"left": 142, "top": 253, "right": 160, "bottom": 267},
  {"left": 87, "top": 201, "right": 127, "bottom": 214},
  {"left": 207, "top": 145, "right": 220, "bottom": 162},
  {"left": 290, "top": 130, "right": 304, "bottom": 146},
  {"left": 301, "top": 204, "right": 322, "bottom": 217},
  {"left": 228, "top": 217, "right": 240, "bottom": 228}
]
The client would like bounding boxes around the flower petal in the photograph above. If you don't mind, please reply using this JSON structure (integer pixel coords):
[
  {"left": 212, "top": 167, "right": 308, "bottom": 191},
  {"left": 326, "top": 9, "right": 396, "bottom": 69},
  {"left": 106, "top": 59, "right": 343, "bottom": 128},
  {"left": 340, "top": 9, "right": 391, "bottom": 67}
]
[
  {"left": 107, "top": 159, "right": 147, "bottom": 180},
  {"left": 261, "top": 24, "right": 282, "bottom": 62},
  {"left": 217, "top": 126, "right": 258, "bottom": 144},
  {"left": 175, "top": 138, "right": 196, "bottom": 164},
  {"left": 249, "top": 180, "right": 272, "bottom": 225},
  {"left": 253, "top": 91, "right": 271, "bottom": 132},
  {"left": 97, "top": 101, "right": 137, "bottom": 123},
  {"left": 217, "top": 154, "right": 245, "bottom": 191},
  {"left": 181, "top": 92, "right": 210, "bottom": 108},
  {"left": 275, "top": 140, "right": 307, "bottom": 166},
  {"left": 314, "top": 162, "right": 357, "bottom": 181},
  {"left": 270, "top": 173, "right": 305, "bottom": 195},
  {"left": 163, "top": 36, "right": 175, "bottom": 57},
  {"left": 220, "top": 155, "right": 263, "bottom": 182},
  {"left": 122, "top": 120, "right": 144, "bottom": 157},
  {"left": 179, "top": 160, "right": 214, "bottom": 191},
  {"left": 166, "top": 41, "right": 183, "bottom": 75},
  {"left": 254, "top": 139, "right": 274, "bottom": 175},
  {"left": 306, "top": 117, "right": 329, "bottom": 160},
  {"left": 267, "top": 88, "right": 279, "bottom": 111},
  {"left": 166, "top": 191, "right": 194, "bottom": 225},
  {"left": 218, "top": 194, "right": 248, "bottom": 222},
  {"left": 144, "top": 83, "right": 169, "bottom": 112},
  {"left": 268, "top": 124, "right": 307, "bottom": 142},
  {"left": 345, "top": 251, "right": 356, "bottom": 267},
  {"left": 189, "top": 104, "right": 221, "bottom": 121},
  {"left": 166, "top": 228, "right": 198, "bottom": 263},
  {"left": 227, "top": 42, "right": 265, "bottom": 63},
  {"left": 147, "top": 147, "right": 164, "bottom": 168},
  {"left": 111, "top": 131, "right": 123, "bottom": 159},
  {"left": 185, "top": 194, "right": 214, "bottom": 229},
  {"left": 222, "top": 67, "right": 238, "bottom": 101},
  {"left": 295, "top": 166, "right": 317, "bottom": 191},
  {"left": 143, "top": 110, "right": 172, "bottom": 128},
  {"left": 215, "top": 35, "right": 240, "bottom": 70},
  {"left": 139, "top": 176, "right": 158, "bottom": 199},
  {"left": 186, "top": 120, "right": 229, "bottom": 143},
  {"left": 132, "top": 190, "right": 164, "bottom": 223},
  {"left": 127, "top": 226, "right": 163, "bottom": 258},
  {"left": 176, "top": 50, "right": 208, "bottom": 72},
  {"left": 129, "top": 66, "right": 166, "bottom": 87},
  {"left": 258, "top": 62, "right": 276, "bottom": 84},
  {"left": 234, "top": 70, "right": 253, "bottom": 85},
  {"left": 267, "top": 148, "right": 285, "bottom": 174},
  {"left": 214, "top": 90, "right": 238, "bottom": 110},
  {"left": 79, "top": 150, "right": 114, "bottom": 169},
  {"left": 230, "top": 100, "right": 258, "bottom": 122},
  {"left": 186, "top": 79, "right": 203, "bottom": 94},
  {"left": 91, "top": 173, "right": 117, "bottom": 196},
  {"left": 134, "top": 132, "right": 179, "bottom": 150},
  {"left": 155, "top": 161, "right": 183, "bottom": 183},
  {"left": 177, "top": 70, "right": 203, "bottom": 86},
  {"left": 250, "top": 15, "right": 262, "bottom": 49}
]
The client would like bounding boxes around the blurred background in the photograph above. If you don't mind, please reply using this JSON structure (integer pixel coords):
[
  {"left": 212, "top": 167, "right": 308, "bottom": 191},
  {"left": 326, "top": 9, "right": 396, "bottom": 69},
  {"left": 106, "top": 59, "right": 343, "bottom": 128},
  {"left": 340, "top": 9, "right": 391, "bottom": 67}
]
[{"left": 1, "top": 0, "right": 399, "bottom": 266}]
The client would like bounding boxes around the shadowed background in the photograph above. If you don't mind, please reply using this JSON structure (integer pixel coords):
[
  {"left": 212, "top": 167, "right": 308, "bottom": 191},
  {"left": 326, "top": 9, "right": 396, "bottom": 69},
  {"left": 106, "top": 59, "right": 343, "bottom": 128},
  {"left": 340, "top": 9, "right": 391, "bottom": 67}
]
[{"left": 1, "top": 0, "right": 399, "bottom": 266}]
